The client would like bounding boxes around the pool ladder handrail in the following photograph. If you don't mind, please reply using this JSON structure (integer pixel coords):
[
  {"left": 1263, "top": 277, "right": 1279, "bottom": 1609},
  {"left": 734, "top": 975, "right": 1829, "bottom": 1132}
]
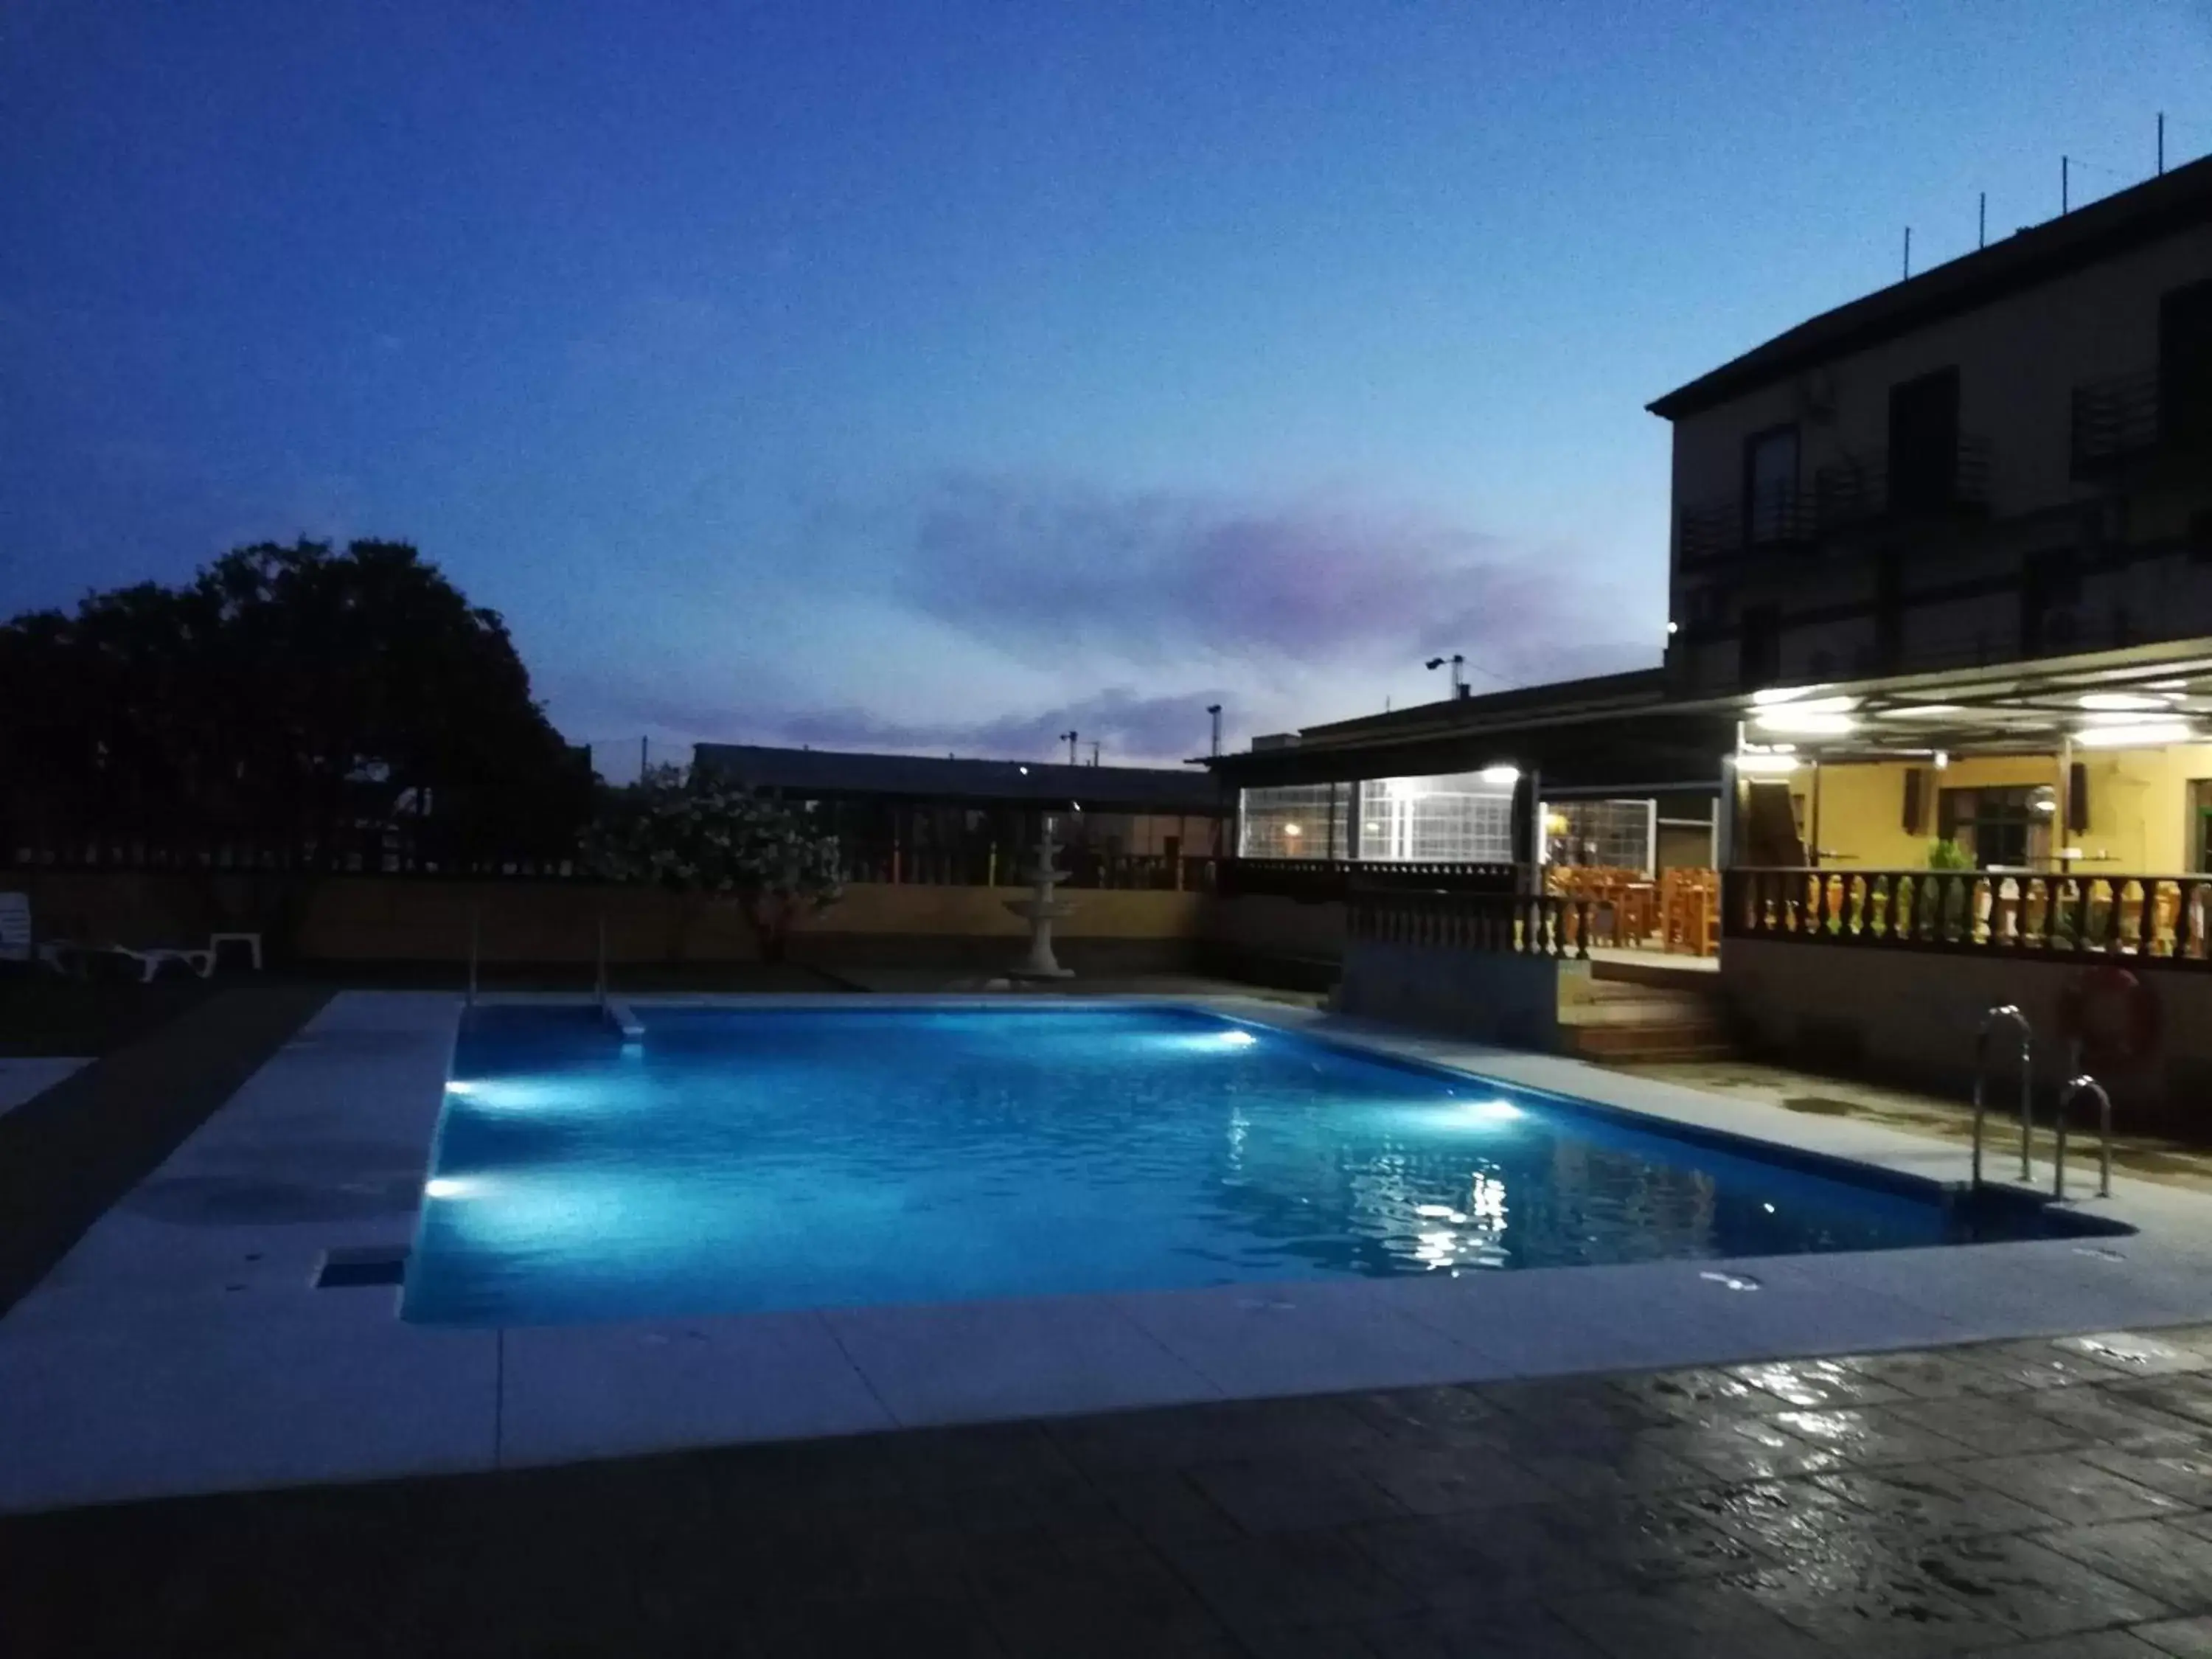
[
  {"left": 2055, "top": 1063, "right": 2115, "bottom": 1201},
  {"left": 1969, "top": 1004, "right": 2034, "bottom": 1190}
]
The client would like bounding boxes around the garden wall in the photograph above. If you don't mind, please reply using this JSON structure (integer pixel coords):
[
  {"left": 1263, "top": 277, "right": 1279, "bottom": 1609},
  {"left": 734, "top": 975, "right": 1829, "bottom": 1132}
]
[
  {"left": 1335, "top": 938, "right": 1571, "bottom": 1048},
  {"left": 6, "top": 872, "right": 1204, "bottom": 970},
  {"left": 1723, "top": 936, "right": 2212, "bottom": 1129},
  {"left": 1197, "top": 894, "right": 1346, "bottom": 989}
]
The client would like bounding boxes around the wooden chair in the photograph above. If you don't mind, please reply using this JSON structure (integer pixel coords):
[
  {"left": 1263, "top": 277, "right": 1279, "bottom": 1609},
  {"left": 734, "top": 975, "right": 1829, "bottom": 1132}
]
[
  {"left": 1661, "top": 869, "right": 1719, "bottom": 957},
  {"left": 1616, "top": 880, "right": 1658, "bottom": 947},
  {"left": 1546, "top": 866, "right": 1664, "bottom": 950}
]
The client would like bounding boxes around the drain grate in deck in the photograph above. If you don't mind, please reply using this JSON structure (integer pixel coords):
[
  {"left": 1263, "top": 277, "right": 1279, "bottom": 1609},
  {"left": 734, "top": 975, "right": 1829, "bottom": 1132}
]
[{"left": 316, "top": 1245, "right": 408, "bottom": 1288}]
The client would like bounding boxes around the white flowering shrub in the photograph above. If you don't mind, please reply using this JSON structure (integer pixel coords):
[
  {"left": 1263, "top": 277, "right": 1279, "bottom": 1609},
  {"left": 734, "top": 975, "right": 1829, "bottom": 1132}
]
[{"left": 588, "top": 765, "right": 843, "bottom": 960}]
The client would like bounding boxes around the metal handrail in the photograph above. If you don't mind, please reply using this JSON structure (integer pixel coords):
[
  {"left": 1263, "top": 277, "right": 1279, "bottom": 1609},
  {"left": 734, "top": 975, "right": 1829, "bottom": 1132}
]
[
  {"left": 2055, "top": 1073, "right": 2115, "bottom": 1200},
  {"left": 1970, "top": 1004, "right": 2033, "bottom": 1188},
  {"left": 2071, "top": 365, "right": 2160, "bottom": 473}
]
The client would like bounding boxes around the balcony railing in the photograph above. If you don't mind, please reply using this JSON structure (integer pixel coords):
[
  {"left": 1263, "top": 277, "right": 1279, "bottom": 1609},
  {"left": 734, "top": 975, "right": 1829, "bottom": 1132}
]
[
  {"left": 1725, "top": 866, "right": 2212, "bottom": 969},
  {"left": 1678, "top": 487, "right": 1818, "bottom": 567},
  {"left": 1814, "top": 437, "right": 1992, "bottom": 532},
  {"left": 1677, "top": 440, "right": 1991, "bottom": 568},
  {"left": 2069, "top": 365, "right": 2212, "bottom": 478},
  {"left": 1346, "top": 886, "right": 1592, "bottom": 958},
  {"left": 1220, "top": 858, "right": 1519, "bottom": 903}
]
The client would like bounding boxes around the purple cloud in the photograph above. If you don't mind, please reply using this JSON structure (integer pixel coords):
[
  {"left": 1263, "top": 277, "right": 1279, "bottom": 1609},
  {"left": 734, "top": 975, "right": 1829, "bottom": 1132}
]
[
  {"left": 900, "top": 474, "right": 1593, "bottom": 676},
  {"left": 550, "top": 473, "right": 1660, "bottom": 771},
  {"left": 766, "top": 686, "right": 1232, "bottom": 766},
  {"left": 567, "top": 683, "right": 1234, "bottom": 769}
]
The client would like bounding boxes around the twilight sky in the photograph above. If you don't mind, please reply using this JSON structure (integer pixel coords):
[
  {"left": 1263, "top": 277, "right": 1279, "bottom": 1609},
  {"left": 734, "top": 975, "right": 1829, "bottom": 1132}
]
[{"left": 5, "top": 1, "right": 2211, "bottom": 771}]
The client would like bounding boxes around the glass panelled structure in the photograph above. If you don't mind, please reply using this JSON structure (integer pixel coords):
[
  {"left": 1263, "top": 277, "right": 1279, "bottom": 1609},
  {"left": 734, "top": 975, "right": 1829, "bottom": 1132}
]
[
  {"left": 1547, "top": 799, "right": 1655, "bottom": 872},
  {"left": 1237, "top": 784, "right": 1352, "bottom": 858},
  {"left": 1239, "top": 775, "right": 1514, "bottom": 862},
  {"left": 1355, "top": 773, "right": 1515, "bottom": 862}
]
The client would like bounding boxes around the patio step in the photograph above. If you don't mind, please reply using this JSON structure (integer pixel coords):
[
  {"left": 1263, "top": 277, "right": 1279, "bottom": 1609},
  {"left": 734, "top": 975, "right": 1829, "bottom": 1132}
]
[
  {"left": 1587, "top": 954, "right": 1718, "bottom": 991},
  {"left": 1559, "top": 970, "right": 1733, "bottom": 1062},
  {"left": 1562, "top": 984, "right": 1714, "bottom": 1023},
  {"left": 1563, "top": 1021, "right": 1733, "bottom": 1062}
]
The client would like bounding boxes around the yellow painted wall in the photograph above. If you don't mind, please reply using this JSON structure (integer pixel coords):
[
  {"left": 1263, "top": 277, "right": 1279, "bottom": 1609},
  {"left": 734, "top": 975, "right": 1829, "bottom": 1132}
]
[{"left": 1807, "top": 745, "right": 2212, "bottom": 873}]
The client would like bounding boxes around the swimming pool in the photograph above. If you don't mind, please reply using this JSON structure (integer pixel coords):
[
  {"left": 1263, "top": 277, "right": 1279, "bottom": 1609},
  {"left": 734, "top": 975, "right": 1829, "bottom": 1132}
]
[{"left": 402, "top": 1003, "right": 2121, "bottom": 1326}]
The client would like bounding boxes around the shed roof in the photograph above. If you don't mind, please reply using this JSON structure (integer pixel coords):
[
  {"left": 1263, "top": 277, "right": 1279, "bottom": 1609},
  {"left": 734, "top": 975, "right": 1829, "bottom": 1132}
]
[{"left": 692, "top": 742, "right": 1226, "bottom": 812}]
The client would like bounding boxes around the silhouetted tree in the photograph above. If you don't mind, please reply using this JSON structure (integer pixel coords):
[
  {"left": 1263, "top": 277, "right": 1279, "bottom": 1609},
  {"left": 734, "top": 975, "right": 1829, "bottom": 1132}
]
[{"left": 0, "top": 539, "right": 590, "bottom": 865}]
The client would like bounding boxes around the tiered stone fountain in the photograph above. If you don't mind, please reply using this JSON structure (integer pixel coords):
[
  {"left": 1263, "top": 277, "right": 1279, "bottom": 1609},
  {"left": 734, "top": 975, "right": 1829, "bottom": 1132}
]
[{"left": 1004, "top": 814, "right": 1077, "bottom": 979}]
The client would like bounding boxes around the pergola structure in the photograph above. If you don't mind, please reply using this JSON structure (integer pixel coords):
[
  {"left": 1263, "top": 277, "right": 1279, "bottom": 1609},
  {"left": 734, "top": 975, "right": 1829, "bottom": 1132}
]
[
  {"left": 1207, "top": 670, "right": 1736, "bottom": 801},
  {"left": 1723, "top": 643, "right": 2212, "bottom": 762},
  {"left": 1220, "top": 647, "right": 2212, "bottom": 781},
  {"left": 1209, "top": 639, "right": 2212, "bottom": 879}
]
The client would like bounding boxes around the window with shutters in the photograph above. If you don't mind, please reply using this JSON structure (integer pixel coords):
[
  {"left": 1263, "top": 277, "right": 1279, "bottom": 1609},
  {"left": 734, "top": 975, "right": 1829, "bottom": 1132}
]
[{"left": 1938, "top": 786, "right": 2045, "bottom": 869}]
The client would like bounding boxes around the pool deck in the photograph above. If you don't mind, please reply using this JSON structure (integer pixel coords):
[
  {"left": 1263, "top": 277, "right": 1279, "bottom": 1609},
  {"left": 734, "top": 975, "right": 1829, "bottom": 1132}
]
[
  {"left": 9, "top": 989, "right": 2212, "bottom": 1517},
  {"left": 21, "top": 1331, "right": 2212, "bottom": 1656}
]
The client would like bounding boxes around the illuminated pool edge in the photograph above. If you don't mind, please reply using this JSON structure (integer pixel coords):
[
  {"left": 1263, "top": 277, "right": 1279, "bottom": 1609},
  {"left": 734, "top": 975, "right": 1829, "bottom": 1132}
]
[{"left": 404, "top": 997, "right": 2130, "bottom": 1329}]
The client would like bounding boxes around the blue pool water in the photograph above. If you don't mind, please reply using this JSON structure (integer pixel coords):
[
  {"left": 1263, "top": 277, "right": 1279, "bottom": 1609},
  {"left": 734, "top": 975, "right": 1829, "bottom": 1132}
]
[{"left": 402, "top": 1004, "right": 2117, "bottom": 1326}]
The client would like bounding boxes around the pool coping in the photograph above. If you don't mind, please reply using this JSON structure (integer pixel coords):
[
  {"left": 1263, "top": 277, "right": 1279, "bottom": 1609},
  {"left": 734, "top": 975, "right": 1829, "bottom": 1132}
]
[{"left": 7, "top": 987, "right": 2212, "bottom": 1514}]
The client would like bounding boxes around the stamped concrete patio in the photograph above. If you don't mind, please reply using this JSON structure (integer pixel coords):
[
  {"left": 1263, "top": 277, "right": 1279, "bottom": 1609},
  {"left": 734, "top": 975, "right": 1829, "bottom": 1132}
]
[
  {"left": 17, "top": 1329, "right": 2212, "bottom": 1655},
  {"left": 16, "top": 984, "right": 2212, "bottom": 1654}
]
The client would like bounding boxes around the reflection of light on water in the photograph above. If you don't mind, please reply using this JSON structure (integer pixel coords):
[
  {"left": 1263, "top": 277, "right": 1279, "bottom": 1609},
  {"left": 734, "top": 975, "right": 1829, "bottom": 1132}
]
[
  {"left": 427, "top": 1164, "right": 911, "bottom": 1272},
  {"left": 1372, "top": 1098, "right": 1529, "bottom": 1139},
  {"left": 1403, "top": 1168, "right": 1511, "bottom": 1270},
  {"left": 1469, "top": 1172, "right": 1507, "bottom": 1228},
  {"left": 1155, "top": 1029, "right": 1261, "bottom": 1054},
  {"left": 442, "top": 1074, "right": 640, "bottom": 1116}
]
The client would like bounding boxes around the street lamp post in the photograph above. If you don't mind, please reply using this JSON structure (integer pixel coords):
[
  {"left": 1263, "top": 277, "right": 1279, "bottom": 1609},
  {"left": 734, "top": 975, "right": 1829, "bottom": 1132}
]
[{"left": 1425, "top": 655, "right": 1469, "bottom": 698}]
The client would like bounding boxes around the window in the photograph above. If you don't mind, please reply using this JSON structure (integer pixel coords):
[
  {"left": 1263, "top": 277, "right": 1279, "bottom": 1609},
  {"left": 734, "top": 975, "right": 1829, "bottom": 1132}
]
[
  {"left": 2191, "top": 781, "right": 2212, "bottom": 874},
  {"left": 1888, "top": 366, "right": 1961, "bottom": 513},
  {"left": 1237, "top": 785, "right": 1349, "bottom": 858},
  {"left": 1547, "top": 799, "right": 1653, "bottom": 872},
  {"left": 1937, "top": 785, "right": 2046, "bottom": 869},
  {"left": 2163, "top": 277, "right": 2212, "bottom": 451},
  {"left": 1876, "top": 549, "right": 1904, "bottom": 671},
  {"left": 2020, "top": 549, "right": 2082, "bottom": 660},
  {"left": 1742, "top": 425, "right": 1801, "bottom": 546},
  {"left": 1739, "top": 603, "right": 1781, "bottom": 689},
  {"left": 1356, "top": 773, "right": 1515, "bottom": 863}
]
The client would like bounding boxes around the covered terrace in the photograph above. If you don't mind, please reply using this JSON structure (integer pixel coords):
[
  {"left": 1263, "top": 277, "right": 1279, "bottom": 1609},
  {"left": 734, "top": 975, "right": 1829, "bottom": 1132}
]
[
  {"left": 1208, "top": 669, "right": 1736, "bottom": 956},
  {"left": 1212, "top": 639, "right": 2212, "bottom": 967},
  {"left": 1719, "top": 638, "right": 2212, "bottom": 964}
]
